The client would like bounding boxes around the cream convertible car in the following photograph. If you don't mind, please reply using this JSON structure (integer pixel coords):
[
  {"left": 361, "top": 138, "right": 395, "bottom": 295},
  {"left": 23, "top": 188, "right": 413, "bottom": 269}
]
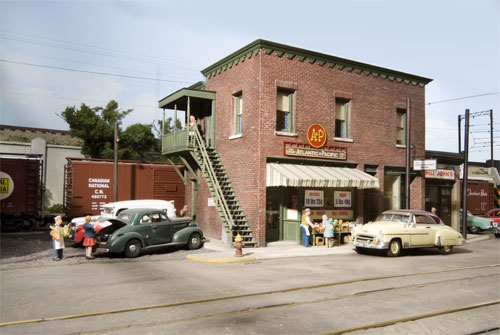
[{"left": 352, "top": 210, "right": 464, "bottom": 256}]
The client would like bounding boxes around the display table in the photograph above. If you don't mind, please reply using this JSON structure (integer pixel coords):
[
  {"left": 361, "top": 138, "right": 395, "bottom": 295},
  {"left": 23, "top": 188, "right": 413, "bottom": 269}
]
[
  {"left": 334, "top": 231, "right": 351, "bottom": 245},
  {"left": 311, "top": 233, "right": 324, "bottom": 246}
]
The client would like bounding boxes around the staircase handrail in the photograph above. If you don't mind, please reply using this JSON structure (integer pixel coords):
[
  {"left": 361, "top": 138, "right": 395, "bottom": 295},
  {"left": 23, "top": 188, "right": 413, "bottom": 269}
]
[{"left": 191, "top": 127, "right": 234, "bottom": 234}]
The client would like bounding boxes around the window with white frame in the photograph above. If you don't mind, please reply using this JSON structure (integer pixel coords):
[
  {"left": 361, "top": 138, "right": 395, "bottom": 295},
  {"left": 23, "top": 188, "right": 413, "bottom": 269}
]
[
  {"left": 396, "top": 108, "right": 406, "bottom": 146},
  {"left": 276, "top": 89, "right": 294, "bottom": 132},
  {"left": 233, "top": 93, "right": 243, "bottom": 135},
  {"left": 335, "top": 98, "right": 350, "bottom": 138}
]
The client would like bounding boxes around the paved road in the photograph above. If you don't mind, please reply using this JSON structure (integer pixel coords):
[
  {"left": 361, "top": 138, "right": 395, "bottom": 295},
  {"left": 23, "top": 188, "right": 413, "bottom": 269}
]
[{"left": 1, "top": 238, "right": 499, "bottom": 334}]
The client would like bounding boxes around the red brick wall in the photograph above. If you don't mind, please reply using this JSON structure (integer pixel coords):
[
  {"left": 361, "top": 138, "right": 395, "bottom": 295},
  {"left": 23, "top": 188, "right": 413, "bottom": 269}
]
[{"left": 198, "top": 48, "right": 427, "bottom": 245}]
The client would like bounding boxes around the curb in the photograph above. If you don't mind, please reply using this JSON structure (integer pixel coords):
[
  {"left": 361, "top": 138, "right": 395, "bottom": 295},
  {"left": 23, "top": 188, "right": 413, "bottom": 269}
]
[
  {"left": 465, "top": 235, "right": 491, "bottom": 244},
  {"left": 186, "top": 254, "right": 257, "bottom": 263}
]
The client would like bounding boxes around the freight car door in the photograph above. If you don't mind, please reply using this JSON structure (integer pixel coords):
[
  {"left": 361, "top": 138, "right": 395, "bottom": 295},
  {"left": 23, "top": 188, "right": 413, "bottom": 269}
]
[{"left": 150, "top": 212, "right": 173, "bottom": 245}]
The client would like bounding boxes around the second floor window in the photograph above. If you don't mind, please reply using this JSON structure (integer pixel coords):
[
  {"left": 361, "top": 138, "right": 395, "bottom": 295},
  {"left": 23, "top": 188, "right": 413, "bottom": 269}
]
[
  {"left": 276, "top": 89, "right": 294, "bottom": 132},
  {"left": 234, "top": 94, "right": 243, "bottom": 135},
  {"left": 335, "top": 99, "right": 350, "bottom": 138},
  {"left": 396, "top": 108, "right": 406, "bottom": 145}
]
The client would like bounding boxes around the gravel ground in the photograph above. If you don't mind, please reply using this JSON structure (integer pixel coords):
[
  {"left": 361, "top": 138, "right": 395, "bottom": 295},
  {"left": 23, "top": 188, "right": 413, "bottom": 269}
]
[{"left": 0, "top": 230, "right": 215, "bottom": 271}]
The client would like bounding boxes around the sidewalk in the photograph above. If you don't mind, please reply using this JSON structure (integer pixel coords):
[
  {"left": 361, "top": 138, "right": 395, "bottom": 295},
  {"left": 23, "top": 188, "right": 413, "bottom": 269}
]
[{"left": 187, "top": 233, "right": 492, "bottom": 263}]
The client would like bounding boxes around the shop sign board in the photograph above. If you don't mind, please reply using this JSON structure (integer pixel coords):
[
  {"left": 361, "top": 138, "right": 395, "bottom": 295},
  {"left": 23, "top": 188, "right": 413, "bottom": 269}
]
[
  {"left": 304, "top": 190, "right": 324, "bottom": 207},
  {"left": 207, "top": 198, "right": 216, "bottom": 207},
  {"left": 284, "top": 142, "right": 347, "bottom": 160},
  {"left": 414, "top": 159, "right": 437, "bottom": 171},
  {"left": 334, "top": 191, "right": 352, "bottom": 207},
  {"left": 425, "top": 169, "right": 455, "bottom": 180},
  {"left": 307, "top": 124, "right": 327, "bottom": 148},
  {"left": 460, "top": 165, "right": 500, "bottom": 184}
]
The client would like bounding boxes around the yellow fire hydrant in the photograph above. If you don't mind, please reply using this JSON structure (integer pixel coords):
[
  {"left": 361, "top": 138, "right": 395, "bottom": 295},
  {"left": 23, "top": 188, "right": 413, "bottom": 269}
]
[{"left": 234, "top": 234, "right": 243, "bottom": 257}]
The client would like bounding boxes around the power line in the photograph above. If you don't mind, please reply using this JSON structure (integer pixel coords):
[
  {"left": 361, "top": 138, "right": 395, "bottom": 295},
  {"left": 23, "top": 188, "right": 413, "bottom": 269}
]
[
  {"left": 427, "top": 92, "right": 499, "bottom": 105},
  {"left": 0, "top": 59, "right": 194, "bottom": 84},
  {"left": 0, "top": 29, "right": 201, "bottom": 71}
]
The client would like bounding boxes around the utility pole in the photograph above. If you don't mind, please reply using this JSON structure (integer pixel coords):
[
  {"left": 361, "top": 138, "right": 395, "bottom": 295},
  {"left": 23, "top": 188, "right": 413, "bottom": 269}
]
[
  {"left": 458, "top": 115, "right": 462, "bottom": 153},
  {"left": 490, "top": 109, "right": 494, "bottom": 167},
  {"left": 461, "top": 109, "right": 469, "bottom": 240},
  {"left": 114, "top": 122, "right": 119, "bottom": 202},
  {"left": 405, "top": 98, "right": 411, "bottom": 209}
]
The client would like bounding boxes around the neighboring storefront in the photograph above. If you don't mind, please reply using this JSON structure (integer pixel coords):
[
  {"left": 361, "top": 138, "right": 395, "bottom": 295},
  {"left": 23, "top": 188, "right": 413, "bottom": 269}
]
[
  {"left": 425, "top": 151, "right": 500, "bottom": 232},
  {"left": 160, "top": 40, "right": 433, "bottom": 246}
]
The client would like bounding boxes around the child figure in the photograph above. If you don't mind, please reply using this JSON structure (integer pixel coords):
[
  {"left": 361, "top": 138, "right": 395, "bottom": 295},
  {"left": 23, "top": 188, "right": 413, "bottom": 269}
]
[
  {"left": 50, "top": 216, "right": 65, "bottom": 261},
  {"left": 82, "top": 215, "right": 96, "bottom": 260}
]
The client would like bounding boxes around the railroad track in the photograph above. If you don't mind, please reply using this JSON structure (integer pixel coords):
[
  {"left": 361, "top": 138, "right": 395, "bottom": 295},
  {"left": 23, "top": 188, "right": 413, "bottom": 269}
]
[{"left": 2, "top": 264, "right": 499, "bottom": 334}]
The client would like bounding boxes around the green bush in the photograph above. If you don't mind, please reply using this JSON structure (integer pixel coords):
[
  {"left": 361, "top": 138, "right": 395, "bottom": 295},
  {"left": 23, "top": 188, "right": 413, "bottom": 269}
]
[{"left": 44, "top": 203, "right": 65, "bottom": 213}]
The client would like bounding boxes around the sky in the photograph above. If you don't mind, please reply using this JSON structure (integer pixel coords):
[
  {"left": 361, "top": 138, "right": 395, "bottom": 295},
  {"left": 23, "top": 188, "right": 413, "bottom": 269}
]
[{"left": 0, "top": 0, "right": 499, "bottom": 163}]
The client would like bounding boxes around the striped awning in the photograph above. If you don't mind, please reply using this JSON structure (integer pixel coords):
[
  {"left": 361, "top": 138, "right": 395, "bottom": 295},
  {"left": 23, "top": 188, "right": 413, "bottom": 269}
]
[{"left": 266, "top": 163, "right": 380, "bottom": 189}]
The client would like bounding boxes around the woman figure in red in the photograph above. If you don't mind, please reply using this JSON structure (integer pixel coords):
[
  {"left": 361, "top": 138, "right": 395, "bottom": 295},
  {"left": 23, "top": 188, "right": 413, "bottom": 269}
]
[{"left": 82, "top": 215, "right": 96, "bottom": 260}]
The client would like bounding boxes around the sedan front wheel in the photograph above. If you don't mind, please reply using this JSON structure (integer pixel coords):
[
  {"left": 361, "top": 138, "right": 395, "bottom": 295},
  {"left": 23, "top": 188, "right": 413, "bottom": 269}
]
[
  {"left": 439, "top": 245, "right": 453, "bottom": 255},
  {"left": 187, "top": 233, "right": 202, "bottom": 250},
  {"left": 386, "top": 239, "right": 401, "bottom": 257}
]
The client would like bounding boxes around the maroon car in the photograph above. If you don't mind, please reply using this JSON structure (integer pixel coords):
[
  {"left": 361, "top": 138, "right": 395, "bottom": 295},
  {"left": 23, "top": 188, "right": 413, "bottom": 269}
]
[
  {"left": 483, "top": 208, "right": 500, "bottom": 238},
  {"left": 483, "top": 208, "right": 500, "bottom": 224}
]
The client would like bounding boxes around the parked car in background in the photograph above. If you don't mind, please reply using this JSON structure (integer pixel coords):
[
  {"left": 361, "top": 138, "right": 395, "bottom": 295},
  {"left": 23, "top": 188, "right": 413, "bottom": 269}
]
[
  {"left": 352, "top": 209, "right": 463, "bottom": 257},
  {"left": 460, "top": 209, "right": 495, "bottom": 234},
  {"left": 483, "top": 208, "right": 500, "bottom": 224},
  {"left": 69, "top": 200, "right": 178, "bottom": 244},
  {"left": 95, "top": 208, "right": 203, "bottom": 258}
]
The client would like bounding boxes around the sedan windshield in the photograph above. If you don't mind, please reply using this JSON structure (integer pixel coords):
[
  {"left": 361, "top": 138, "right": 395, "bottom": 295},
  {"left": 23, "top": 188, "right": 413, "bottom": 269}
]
[
  {"left": 377, "top": 213, "right": 411, "bottom": 224},
  {"left": 117, "top": 212, "right": 132, "bottom": 222}
]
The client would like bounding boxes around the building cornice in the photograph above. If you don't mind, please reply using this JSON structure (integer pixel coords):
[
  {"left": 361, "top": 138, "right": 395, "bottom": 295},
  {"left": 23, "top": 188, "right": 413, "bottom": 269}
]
[{"left": 201, "top": 39, "right": 433, "bottom": 87}]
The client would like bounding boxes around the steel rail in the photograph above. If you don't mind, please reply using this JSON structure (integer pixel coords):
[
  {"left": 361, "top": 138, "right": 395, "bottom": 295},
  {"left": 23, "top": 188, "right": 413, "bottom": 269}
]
[
  {"left": 81, "top": 273, "right": 500, "bottom": 334},
  {"left": 1, "top": 264, "right": 498, "bottom": 328}
]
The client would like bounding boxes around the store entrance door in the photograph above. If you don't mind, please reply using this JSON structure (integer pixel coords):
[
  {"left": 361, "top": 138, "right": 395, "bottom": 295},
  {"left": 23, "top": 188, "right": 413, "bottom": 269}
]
[
  {"left": 426, "top": 184, "right": 452, "bottom": 226},
  {"left": 266, "top": 188, "right": 301, "bottom": 243},
  {"left": 266, "top": 188, "right": 280, "bottom": 242}
]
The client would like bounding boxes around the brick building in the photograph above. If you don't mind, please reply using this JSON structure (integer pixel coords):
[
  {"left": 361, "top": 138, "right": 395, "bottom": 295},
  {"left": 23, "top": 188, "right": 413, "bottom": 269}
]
[{"left": 159, "top": 40, "right": 432, "bottom": 246}]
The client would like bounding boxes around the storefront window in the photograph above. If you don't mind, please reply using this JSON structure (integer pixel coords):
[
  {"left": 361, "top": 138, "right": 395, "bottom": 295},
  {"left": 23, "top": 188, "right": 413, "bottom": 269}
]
[{"left": 308, "top": 188, "right": 355, "bottom": 221}]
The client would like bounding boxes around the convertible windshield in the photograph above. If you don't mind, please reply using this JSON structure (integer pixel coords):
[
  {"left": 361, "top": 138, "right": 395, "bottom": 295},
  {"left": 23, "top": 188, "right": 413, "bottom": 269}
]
[{"left": 377, "top": 213, "right": 411, "bottom": 224}]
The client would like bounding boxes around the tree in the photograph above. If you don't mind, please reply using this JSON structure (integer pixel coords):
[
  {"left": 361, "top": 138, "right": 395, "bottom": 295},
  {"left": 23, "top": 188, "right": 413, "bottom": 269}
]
[
  {"left": 61, "top": 100, "right": 157, "bottom": 160},
  {"left": 119, "top": 124, "right": 158, "bottom": 160}
]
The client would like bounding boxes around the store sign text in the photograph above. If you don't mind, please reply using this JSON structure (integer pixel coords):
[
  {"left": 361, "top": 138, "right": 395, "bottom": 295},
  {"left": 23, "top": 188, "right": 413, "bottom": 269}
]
[
  {"left": 424, "top": 169, "right": 455, "bottom": 180},
  {"left": 414, "top": 159, "right": 437, "bottom": 171},
  {"left": 285, "top": 143, "right": 347, "bottom": 161},
  {"left": 305, "top": 190, "right": 324, "bottom": 208},
  {"left": 334, "top": 191, "right": 352, "bottom": 208},
  {"left": 307, "top": 124, "right": 327, "bottom": 148}
]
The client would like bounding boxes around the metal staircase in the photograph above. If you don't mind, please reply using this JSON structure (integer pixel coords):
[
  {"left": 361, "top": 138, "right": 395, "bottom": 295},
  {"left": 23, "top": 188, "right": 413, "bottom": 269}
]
[{"left": 190, "top": 128, "right": 257, "bottom": 247}]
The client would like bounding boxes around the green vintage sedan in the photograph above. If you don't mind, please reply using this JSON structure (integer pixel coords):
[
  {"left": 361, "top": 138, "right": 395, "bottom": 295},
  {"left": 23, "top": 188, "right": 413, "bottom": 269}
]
[
  {"left": 95, "top": 208, "right": 204, "bottom": 258},
  {"left": 352, "top": 209, "right": 464, "bottom": 257},
  {"left": 460, "top": 209, "right": 495, "bottom": 234}
]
